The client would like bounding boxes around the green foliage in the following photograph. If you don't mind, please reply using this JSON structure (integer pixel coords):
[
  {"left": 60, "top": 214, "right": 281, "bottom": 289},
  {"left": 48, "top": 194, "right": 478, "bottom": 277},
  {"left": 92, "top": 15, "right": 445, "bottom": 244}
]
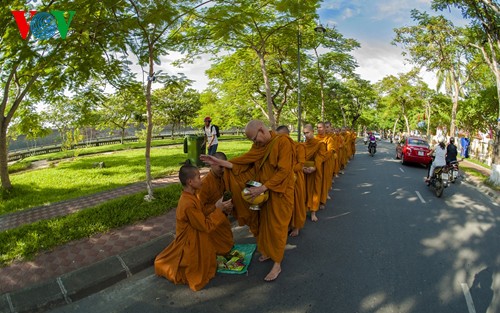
[
  {"left": 2, "top": 139, "right": 251, "bottom": 215},
  {"left": 0, "top": 184, "right": 183, "bottom": 266}
]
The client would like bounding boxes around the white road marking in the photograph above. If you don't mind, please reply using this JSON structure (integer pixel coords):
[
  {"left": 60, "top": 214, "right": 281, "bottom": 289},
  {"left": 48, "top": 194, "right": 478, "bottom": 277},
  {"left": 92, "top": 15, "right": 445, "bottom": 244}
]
[
  {"left": 399, "top": 168, "right": 405, "bottom": 173},
  {"left": 461, "top": 283, "right": 477, "bottom": 313},
  {"left": 415, "top": 191, "right": 426, "bottom": 203}
]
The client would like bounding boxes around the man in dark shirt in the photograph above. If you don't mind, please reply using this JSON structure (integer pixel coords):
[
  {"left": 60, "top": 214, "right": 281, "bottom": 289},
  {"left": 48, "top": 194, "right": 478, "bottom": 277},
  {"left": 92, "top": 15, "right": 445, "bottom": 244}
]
[{"left": 446, "top": 137, "right": 458, "bottom": 164}]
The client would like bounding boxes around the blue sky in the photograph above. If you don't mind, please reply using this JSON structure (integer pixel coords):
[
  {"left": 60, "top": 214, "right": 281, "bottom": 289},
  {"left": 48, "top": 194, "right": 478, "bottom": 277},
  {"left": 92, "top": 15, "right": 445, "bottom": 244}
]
[
  {"left": 317, "top": 0, "right": 467, "bottom": 88},
  {"left": 157, "top": 1, "right": 468, "bottom": 92}
]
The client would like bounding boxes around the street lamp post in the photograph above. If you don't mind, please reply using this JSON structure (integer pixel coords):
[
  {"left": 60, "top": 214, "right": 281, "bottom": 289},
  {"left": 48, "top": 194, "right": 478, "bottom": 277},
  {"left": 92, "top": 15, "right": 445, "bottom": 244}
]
[
  {"left": 297, "top": 30, "right": 302, "bottom": 142},
  {"left": 314, "top": 23, "right": 326, "bottom": 122}
]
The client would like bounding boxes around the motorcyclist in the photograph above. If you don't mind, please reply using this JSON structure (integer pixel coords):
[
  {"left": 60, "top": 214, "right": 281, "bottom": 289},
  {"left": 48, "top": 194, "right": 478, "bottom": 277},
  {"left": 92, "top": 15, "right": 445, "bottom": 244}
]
[
  {"left": 426, "top": 136, "right": 446, "bottom": 184},
  {"left": 368, "top": 132, "right": 377, "bottom": 152},
  {"left": 446, "top": 137, "right": 458, "bottom": 164}
]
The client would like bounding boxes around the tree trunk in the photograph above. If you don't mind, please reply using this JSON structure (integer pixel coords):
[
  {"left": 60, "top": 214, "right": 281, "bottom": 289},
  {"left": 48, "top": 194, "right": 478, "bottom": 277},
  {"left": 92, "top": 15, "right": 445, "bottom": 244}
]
[
  {"left": 0, "top": 124, "right": 12, "bottom": 191},
  {"left": 392, "top": 116, "right": 400, "bottom": 139},
  {"left": 256, "top": 49, "right": 276, "bottom": 130},
  {"left": 144, "top": 48, "right": 155, "bottom": 202},
  {"left": 449, "top": 77, "right": 460, "bottom": 137},
  {"left": 404, "top": 114, "right": 410, "bottom": 134},
  {"left": 490, "top": 125, "right": 500, "bottom": 185}
]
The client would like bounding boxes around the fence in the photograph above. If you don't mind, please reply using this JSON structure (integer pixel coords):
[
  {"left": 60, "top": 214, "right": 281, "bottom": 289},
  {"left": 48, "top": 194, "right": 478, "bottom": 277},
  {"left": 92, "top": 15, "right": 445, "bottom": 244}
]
[{"left": 8, "top": 131, "right": 241, "bottom": 162}]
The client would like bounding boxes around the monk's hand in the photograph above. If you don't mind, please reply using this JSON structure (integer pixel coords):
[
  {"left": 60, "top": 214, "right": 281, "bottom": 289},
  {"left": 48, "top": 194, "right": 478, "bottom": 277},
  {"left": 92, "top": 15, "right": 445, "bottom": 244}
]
[
  {"left": 248, "top": 185, "right": 267, "bottom": 200},
  {"left": 200, "top": 154, "right": 216, "bottom": 165}
]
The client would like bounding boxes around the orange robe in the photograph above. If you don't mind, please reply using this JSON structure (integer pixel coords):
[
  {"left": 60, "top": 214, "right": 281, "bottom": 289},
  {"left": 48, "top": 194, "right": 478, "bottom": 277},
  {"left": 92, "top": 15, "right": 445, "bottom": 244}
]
[
  {"left": 227, "top": 131, "right": 295, "bottom": 263},
  {"left": 291, "top": 142, "right": 306, "bottom": 230},
  {"left": 331, "top": 133, "right": 341, "bottom": 175},
  {"left": 154, "top": 191, "right": 227, "bottom": 291},
  {"left": 304, "top": 138, "right": 326, "bottom": 212},
  {"left": 197, "top": 170, "right": 234, "bottom": 255},
  {"left": 316, "top": 133, "right": 335, "bottom": 205}
]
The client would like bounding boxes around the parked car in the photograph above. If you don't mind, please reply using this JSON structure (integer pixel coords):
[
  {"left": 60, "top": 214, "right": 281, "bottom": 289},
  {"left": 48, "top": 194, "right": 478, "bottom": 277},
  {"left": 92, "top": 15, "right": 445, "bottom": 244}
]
[
  {"left": 396, "top": 136, "right": 433, "bottom": 166},
  {"left": 373, "top": 132, "right": 381, "bottom": 140}
]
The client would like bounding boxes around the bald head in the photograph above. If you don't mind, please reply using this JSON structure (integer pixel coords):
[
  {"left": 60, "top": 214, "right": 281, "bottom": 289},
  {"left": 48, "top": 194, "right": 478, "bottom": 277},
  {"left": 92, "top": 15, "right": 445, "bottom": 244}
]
[
  {"left": 303, "top": 124, "right": 315, "bottom": 141},
  {"left": 245, "top": 120, "right": 271, "bottom": 146},
  {"left": 317, "top": 122, "right": 326, "bottom": 135},
  {"left": 276, "top": 125, "right": 290, "bottom": 135}
]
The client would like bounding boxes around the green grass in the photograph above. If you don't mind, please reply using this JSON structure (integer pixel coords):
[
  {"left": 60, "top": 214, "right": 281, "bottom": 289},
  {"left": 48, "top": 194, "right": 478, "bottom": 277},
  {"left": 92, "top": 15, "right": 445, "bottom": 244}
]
[
  {"left": 2, "top": 139, "right": 251, "bottom": 215},
  {"left": 0, "top": 184, "right": 182, "bottom": 266},
  {"left": 460, "top": 163, "right": 500, "bottom": 192}
]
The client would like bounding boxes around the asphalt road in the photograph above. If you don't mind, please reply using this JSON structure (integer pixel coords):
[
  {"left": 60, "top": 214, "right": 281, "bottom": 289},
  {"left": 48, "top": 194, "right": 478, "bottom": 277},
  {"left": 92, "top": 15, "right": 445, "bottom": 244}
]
[{"left": 51, "top": 140, "right": 499, "bottom": 313}]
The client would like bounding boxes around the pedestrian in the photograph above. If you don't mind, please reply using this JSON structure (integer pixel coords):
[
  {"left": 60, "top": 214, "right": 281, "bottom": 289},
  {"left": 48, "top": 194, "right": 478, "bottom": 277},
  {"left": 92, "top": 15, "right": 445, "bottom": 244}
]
[
  {"left": 303, "top": 124, "right": 326, "bottom": 222},
  {"left": 200, "top": 120, "right": 295, "bottom": 282},
  {"left": 276, "top": 125, "right": 306, "bottom": 237},
  {"left": 203, "top": 116, "right": 218, "bottom": 156},
  {"left": 197, "top": 152, "right": 234, "bottom": 256},
  {"left": 154, "top": 161, "right": 229, "bottom": 291},
  {"left": 315, "top": 122, "right": 335, "bottom": 208}
]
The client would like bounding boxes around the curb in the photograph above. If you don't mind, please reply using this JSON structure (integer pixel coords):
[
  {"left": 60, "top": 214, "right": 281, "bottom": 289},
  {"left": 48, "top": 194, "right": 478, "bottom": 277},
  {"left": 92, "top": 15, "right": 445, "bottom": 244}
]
[
  {"left": 461, "top": 174, "right": 500, "bottom": 203},
  {"left": 0, "top": 233, "right": 174, "bottom": 313}
]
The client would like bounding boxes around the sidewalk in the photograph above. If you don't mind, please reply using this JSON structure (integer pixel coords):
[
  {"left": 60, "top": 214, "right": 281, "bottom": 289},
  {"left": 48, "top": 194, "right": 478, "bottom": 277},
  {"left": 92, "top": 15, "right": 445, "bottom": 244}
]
[
  {"left": 0, "top": 168, "right": 209, "bottom": 313},
  {"left": 0, "top": 158, "right": 498, "bottom": 313}
]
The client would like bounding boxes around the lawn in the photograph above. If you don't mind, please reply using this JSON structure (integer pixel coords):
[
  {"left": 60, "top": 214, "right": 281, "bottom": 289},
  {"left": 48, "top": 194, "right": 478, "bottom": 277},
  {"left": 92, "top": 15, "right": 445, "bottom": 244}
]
[{"left": 2, "top": 139, "right": 252, "bottom": 215}]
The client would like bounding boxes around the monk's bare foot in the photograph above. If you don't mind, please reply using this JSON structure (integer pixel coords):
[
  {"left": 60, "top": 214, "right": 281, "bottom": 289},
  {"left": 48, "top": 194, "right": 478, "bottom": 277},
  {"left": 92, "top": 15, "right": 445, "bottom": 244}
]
[
  {"left": 264, "top": 262, "right": 281, "bottom": 282},
  {"left": 259, "top": 255, "right": 270, "bottom": 262},
  {"left": 311, "top": 212, "right": 318, "bottom": 222},
  {"left": 289, "top": 228, "right": 299, "bottom": 237},
  {"left": 327, "top": 195, "right": 331, "bottom": 200},
  {"left": 319, "top": 204, "right": 325, "bottom": 210}
]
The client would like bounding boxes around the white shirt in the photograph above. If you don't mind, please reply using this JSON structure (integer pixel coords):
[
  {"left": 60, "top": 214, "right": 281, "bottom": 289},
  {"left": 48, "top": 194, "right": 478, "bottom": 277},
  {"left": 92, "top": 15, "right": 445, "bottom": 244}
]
[
  {"left": 204, "top": 125, "right": 218, "bottom": 146},
  {"left": 433, "top": 145, "right": 447, "bottom": 166}
]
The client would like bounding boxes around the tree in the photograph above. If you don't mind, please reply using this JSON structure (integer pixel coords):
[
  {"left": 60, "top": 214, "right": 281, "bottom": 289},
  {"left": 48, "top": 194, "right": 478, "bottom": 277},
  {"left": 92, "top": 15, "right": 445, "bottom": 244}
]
[
  {"left": 0, "top": 0, "right": 126, "bottom": 191},
  {"left": 431, "top": 0, "right": 500, "bottom": 184},
  {"left": 99, "top": 82, "right": 145, "bottom": 143},
  {"left": 120, "top": 0, "right": 213, "bottom": 201},
  {"left": 393, "top": 10, "right": 470, "bottom": 138},
  {"left": 184, "top": 0, "right": 320, "bottom": 130},
  {"left": 152, "top": 75, "right": 201, "bottom": 138}
]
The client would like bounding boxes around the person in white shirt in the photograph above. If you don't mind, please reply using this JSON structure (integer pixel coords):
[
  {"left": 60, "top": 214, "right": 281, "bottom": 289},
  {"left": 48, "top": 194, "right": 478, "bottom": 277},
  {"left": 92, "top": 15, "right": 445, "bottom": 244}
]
[
  {"left": 426, "top": 135, "right": 447, "bottom": 183},
  {"left": 203, "top": 116, "right": 218, "bottom": 155}
]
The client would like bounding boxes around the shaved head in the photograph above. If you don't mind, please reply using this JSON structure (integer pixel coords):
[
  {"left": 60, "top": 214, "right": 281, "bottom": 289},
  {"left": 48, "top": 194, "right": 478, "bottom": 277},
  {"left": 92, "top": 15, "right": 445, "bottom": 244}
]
[
  {"left": 303, "top": 124, "right": 315, "bottom": 141},
  {"left": 245, "top": 120, "right": 271, "bottom": 146},
  {"left": 276, "top": 125, "right": 290, "bottom": 135}
]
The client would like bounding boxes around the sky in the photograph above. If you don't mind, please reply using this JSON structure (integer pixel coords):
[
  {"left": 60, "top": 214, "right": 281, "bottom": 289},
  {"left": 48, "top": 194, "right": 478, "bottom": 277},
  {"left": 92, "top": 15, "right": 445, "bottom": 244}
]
[{"left": 150, "top": 0, "right": 468, "bottom": 92}]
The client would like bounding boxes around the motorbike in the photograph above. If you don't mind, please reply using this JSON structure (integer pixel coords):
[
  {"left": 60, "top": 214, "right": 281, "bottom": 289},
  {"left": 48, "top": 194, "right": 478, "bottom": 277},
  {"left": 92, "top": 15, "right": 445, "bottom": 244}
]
[
  {"left": 444, "top": 160, "right": 459, "bottom": 183},
  {"left": 368, "top": 140, "right": 377, "bottom": 157},
  {"left": 428, "top": 166, "right": 449, "bottom": 197}
]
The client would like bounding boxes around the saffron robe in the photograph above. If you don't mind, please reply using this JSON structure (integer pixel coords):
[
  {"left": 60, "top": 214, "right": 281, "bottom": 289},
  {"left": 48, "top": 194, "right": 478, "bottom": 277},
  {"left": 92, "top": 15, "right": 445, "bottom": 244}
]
[
  {"left": 316, "top": 133, "right": 335, "bottom": 204},
  {"left": 227, "top": 131, "right": 295, "bottom": 263},
  {"left": 154, "top": 191, "right": 227, "bottom": 291},
  {"left": 304, "top": 137, "right": 326, "bottom": 212},
  {"left": 291, "top": 141, "right": 306, "bottom": 230},
  {"left": 198, "top": 170, "right": 234, "bottom": 255}
]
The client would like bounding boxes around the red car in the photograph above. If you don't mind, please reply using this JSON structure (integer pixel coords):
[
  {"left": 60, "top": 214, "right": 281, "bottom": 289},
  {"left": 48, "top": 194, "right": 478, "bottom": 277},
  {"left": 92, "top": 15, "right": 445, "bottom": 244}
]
[{"left": 396, "top": 136, "right": 433, "bottom": 166}]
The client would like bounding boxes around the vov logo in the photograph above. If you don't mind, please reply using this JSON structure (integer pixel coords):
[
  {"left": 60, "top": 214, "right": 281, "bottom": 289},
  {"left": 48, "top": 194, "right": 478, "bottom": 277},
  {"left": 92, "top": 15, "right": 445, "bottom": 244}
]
[{"left": 12, "top": 10, "right": 76, "bottom": 40}]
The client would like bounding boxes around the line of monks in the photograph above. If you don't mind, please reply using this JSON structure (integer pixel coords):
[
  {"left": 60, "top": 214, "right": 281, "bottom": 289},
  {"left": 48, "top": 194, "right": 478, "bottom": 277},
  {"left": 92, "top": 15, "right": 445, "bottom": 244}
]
[{"left": 154, "top": 120, "right": 357, "bottom": 291}]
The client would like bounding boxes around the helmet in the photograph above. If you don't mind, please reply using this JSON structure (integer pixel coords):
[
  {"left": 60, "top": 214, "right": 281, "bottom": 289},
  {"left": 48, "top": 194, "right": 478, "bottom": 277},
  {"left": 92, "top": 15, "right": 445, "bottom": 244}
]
[
  {"left": 437, "top": 135, "right": 445, "bottom": 143},
  {"left": 204, "top": 116, "right": 212, "bottom": 122}
]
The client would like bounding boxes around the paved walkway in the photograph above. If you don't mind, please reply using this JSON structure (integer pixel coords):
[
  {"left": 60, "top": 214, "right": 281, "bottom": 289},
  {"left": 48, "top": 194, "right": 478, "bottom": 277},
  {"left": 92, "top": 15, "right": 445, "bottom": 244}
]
[{"left": 0, "top": 168, "right": 209, "bottom": 295}]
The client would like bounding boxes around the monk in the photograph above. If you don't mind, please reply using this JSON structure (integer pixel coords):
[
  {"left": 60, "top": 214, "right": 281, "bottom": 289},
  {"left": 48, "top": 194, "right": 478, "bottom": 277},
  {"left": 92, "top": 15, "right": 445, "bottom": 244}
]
[
  {"left": 201, "top": 120, "right": 295, "bottom": 282},
  {"left": 276, "top": 125, "right": 306, "bottom": 237},
  {"left": 154, "top": 161, "right": 230, "bottom": 291},
  {"left": 316, "top": 122, "right": 335, "bottom": 207},
  {"left": 302, "top": 124, "right": 326, "bottom": 222},
  {"left": 197, "top": 152, "right": 234, "bottom": 255},
  {"left": 326, "top": 122, "right": 340, "bottom": 180}
]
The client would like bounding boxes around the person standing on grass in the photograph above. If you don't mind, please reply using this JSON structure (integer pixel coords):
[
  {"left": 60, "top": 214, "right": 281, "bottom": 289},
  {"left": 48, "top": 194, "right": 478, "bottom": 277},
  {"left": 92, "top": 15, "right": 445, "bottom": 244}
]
[
  {"left": 154, "top": 161, "right": 231, "bottom": 291},
  {"left": 203, "top": 117, "right": 218, "bottom": 156}
]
